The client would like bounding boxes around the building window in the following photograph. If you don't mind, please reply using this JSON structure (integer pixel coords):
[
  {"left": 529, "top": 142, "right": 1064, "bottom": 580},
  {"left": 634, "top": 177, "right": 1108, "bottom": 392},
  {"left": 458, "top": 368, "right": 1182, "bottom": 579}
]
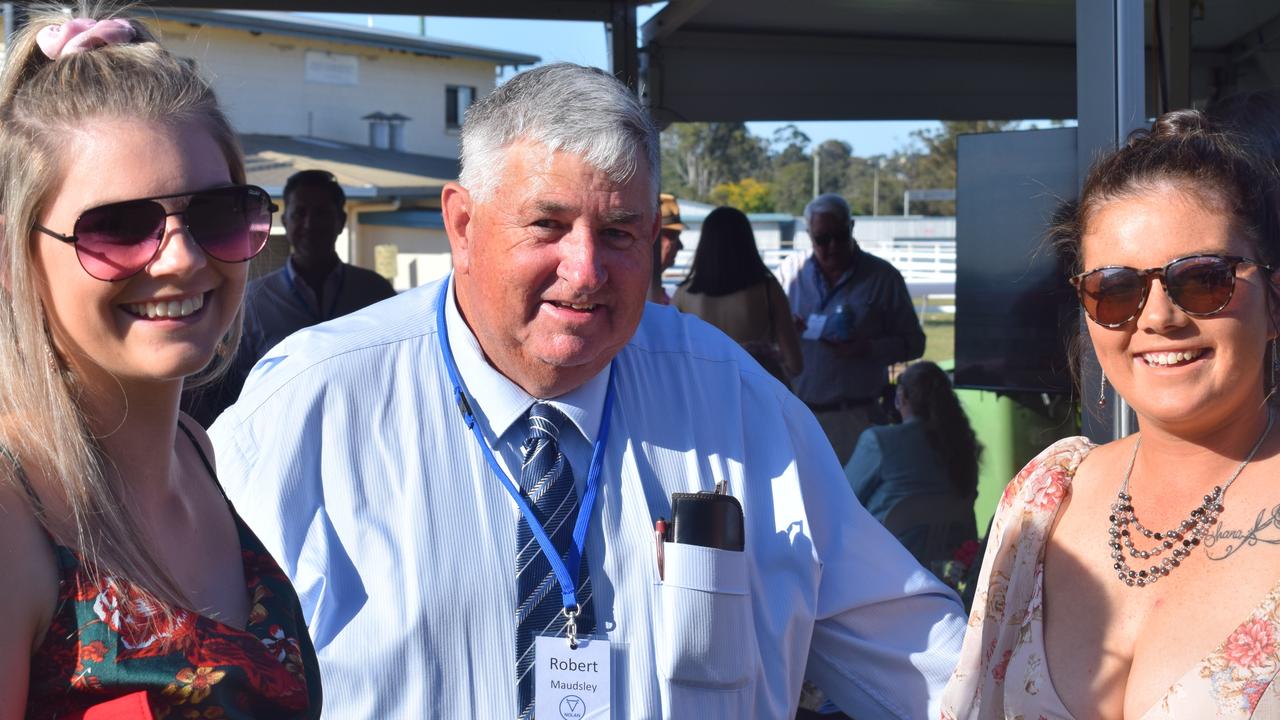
[{"left": 446, "top": 85, "right": 475, "bottom": 130}]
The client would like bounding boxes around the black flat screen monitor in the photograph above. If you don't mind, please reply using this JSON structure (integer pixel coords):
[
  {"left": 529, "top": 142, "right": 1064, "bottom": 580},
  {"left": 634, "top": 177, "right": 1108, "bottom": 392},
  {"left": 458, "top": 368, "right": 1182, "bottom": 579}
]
[{"left": 954, "top": 127, "right": 1078, "bottom": 394}]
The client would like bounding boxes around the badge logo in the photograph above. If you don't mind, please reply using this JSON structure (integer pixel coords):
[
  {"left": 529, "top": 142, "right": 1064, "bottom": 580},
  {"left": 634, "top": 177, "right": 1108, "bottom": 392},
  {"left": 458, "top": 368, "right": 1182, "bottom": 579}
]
[{"left": 559, "top": 694, "right": 586, "bottom": 720}]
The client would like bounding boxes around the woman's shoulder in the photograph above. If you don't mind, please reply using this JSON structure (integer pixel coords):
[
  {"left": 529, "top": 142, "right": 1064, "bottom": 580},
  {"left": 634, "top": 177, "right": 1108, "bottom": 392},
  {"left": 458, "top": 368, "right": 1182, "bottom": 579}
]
[
  {"left": 998, "top": 436, "right": 1096, "bottom": 514},
  {"left": 0, "top": 474, "right": 59, "bottom": 660}
]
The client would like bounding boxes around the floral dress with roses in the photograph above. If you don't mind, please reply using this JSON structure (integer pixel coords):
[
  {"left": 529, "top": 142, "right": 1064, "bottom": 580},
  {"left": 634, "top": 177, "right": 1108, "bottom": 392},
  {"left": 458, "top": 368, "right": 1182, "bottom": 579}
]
[
  {"left": 941, "top": 436, "right": 1280, "bottom": 719},
  {"left": 17, "top": 425, "right": 321, "bottom": 720}
]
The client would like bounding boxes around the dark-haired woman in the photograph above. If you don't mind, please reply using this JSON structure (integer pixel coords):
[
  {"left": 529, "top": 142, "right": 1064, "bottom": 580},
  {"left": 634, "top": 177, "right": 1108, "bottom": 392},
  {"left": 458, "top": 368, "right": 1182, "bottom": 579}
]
[
  {"left": 944, "top": 109, "right": 1280, "bottom": 717},
  {"left": 673, "top": 206, "right": 802, "bottom": 382},
  {"left": 845, "top": 361, "right": 980, "bottom": 558}
]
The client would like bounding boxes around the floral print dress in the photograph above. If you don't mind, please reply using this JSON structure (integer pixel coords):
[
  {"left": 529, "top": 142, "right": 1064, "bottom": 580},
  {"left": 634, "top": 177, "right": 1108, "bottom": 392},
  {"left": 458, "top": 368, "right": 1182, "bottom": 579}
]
[
  {"left": 941, "top": 437, "right": 1280, "bottom": 719},
  {"left": 25, "top": 513, "right": 321, "bottom": 720},
  {"left": 15, "top": 426, "right": 321, "bottom": 720}
]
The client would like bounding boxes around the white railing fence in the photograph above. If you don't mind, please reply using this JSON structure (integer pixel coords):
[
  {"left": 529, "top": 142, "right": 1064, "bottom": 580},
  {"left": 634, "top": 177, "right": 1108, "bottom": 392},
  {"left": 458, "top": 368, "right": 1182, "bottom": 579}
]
[{"left": 664, "top": 240, "right": 957, "bottom": 315}]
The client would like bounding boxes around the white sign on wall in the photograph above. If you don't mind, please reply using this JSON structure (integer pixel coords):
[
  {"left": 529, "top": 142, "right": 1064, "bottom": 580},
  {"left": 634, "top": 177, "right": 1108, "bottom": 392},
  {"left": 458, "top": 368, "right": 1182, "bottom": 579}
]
[{"left": 305, "top": 51, "right": 359, "bottom": 85}]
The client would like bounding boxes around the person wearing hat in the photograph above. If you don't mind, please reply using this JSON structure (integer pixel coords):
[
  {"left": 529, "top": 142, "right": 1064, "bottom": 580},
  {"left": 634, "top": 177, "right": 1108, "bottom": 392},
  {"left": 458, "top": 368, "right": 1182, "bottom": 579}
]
[{"left": 649, "top": 192, "right": 685, "bottom": 304}]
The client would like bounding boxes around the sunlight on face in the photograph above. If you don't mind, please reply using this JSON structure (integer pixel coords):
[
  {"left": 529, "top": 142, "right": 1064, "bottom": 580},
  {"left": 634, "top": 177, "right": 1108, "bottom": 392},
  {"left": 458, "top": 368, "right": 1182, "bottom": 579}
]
[
  {"left": 33, "top": 118, "right": 245, "bottom": 389},
  {"left": 451, "top": 140, "right": 658, "bottom": 396}
]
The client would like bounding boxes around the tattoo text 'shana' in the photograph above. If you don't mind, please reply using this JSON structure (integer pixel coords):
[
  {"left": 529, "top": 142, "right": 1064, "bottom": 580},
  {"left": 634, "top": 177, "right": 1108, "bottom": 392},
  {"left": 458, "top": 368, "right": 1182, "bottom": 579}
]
[{"left": 1204, "top": 504, "right": 1280, "bottom": 560}]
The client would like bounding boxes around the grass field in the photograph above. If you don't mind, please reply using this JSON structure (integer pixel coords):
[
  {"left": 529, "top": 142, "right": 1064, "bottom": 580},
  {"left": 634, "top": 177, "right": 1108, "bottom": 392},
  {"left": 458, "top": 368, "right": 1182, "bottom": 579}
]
[{"left": 918, "top": 301, "right": 956, "bottom": 364}]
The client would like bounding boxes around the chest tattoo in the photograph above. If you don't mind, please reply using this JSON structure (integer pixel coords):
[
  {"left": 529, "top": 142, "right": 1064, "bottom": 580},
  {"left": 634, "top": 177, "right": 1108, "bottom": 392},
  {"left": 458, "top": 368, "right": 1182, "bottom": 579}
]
[{"left": 1204, "top": 504, "right": 1280, "bottom": 560}]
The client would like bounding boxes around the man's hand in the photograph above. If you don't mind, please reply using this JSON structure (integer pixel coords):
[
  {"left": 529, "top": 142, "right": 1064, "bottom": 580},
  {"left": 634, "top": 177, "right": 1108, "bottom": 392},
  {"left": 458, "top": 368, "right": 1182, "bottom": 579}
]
[{"left": 821, "top": 337, "right": 872, "bottom": 359}]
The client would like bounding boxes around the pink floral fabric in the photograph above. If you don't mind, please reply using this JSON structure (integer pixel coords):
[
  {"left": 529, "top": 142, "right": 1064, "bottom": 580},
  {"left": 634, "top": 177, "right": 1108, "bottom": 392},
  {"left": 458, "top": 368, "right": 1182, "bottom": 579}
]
[{"left": 941, "top": 436, "right": 1280, "bottom": 719}]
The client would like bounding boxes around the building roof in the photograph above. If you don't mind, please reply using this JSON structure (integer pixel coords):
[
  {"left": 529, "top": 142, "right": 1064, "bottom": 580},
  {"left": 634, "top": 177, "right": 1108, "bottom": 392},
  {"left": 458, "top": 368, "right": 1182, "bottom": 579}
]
[
  {"left": 149, "top": 9, "right": 540, "bottom": 66},
  {"left": 240, "top": 134, "right": 457, "bottom": 200}
]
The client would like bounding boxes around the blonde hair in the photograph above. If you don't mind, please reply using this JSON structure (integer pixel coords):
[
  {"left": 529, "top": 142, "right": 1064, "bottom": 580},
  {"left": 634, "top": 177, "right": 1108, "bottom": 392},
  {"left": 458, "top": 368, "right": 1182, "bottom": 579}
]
[{"left": 0, "top": 3, "right": 246, "bottom": 611}]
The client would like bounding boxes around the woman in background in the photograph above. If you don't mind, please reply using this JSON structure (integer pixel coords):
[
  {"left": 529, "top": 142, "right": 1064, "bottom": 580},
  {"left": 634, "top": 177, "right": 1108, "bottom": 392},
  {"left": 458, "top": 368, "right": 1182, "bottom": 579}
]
[
  {"left": 846, "top": 361, "right": 980, "bottom": 560},
  {"left": 0, "top": 6, "right": 320, "bottom": 717},
  {"left": 847, "top": 361, "right": 981, "bottom": 519},
  {"left": 674, "top": 206, "right": 803, "bottom": 383}
]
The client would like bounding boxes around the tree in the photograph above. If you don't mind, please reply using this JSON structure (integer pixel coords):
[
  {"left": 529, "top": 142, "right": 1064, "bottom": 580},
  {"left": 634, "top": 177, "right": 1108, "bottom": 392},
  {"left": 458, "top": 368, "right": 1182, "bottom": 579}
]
[
  {"left": 660, "top": 122, "right": 769, "bottom": 201},
  {"left": 905, "top": 121, "right": 1019, "bottom": 215},
  {"left": 766, "top": 124, "right": 814, "bottom": 216},
  {"left": 813, "top": 139, "right": 853, "bottom": 197},
  {"left": 709, "top": 177, "right": 775, "bottom": 213},
  {"left": 770, "top": 124, "right": 811, "bottom": 165}
]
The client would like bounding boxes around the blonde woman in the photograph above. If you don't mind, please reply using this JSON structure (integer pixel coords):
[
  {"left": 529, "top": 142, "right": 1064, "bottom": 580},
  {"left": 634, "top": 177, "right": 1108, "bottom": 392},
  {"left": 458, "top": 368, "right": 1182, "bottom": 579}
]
[
  {"left": 0, "top": 6, "right": 320, "bottom": 718},
  {"left": 943, "top": 111, "right": 1280, "bottom": 717}
]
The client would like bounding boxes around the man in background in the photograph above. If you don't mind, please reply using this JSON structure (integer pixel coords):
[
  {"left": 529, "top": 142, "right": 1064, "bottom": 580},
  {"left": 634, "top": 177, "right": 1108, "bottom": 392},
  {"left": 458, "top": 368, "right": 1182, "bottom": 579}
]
[
  {"left": 786, "top": 193, "right": 925, "bottom": 464},
  {"left": 241, "top": 169, "right": 397, "bottom": 363},
  {"left": 184, "top": 169, "right": 396, "bottom": 424}
]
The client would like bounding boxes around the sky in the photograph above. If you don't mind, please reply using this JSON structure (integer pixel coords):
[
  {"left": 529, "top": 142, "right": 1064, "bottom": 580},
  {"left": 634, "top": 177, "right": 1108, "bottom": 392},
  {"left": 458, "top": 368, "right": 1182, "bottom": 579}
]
[{"left": 301, "top": 11, "right": 940, "bottom": 157}]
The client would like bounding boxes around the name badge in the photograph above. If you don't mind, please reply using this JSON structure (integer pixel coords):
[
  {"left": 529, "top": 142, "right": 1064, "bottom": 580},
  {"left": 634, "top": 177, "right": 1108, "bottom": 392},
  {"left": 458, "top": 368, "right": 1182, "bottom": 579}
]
[
  {"left": 535, "top": 634, "right": 611, "bottom": 719},
  {"left": 802, "top": 313, "right": 828, "bottom": 340}
]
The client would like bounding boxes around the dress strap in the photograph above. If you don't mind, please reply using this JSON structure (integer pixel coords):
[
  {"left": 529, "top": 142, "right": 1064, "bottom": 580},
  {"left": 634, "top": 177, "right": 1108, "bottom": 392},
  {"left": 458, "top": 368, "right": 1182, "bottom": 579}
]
[
  {"left": 176, "top": 419, "right": 231, "bottom": 504},
  {"left": 0, "top": 443, "right": 47, "bottom": 518},
  {"left": 0, "top": 444, "right": 66, "bottom": 564}
]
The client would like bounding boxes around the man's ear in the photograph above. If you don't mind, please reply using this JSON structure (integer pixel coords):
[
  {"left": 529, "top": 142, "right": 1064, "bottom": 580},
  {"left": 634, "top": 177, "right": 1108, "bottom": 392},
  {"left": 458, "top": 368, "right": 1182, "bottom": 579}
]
[{"left": 441, "top": 182, "right": 475, "bottom": 274}]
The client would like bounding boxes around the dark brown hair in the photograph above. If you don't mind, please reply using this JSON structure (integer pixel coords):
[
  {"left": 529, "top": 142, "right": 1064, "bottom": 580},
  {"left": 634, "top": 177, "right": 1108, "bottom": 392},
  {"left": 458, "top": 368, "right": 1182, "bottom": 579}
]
[
  {"left": 1053, "top": 109, "right": 1280, "bottom": 273},
  {"left": 898, "top": 361, "right": 982, "bottom": 499},
  {"left": 1052, "top": 109, "right": 1280, "bottom": 408},
  {"left": 682, "top": 206, "right": 772, "bottom": 296}
]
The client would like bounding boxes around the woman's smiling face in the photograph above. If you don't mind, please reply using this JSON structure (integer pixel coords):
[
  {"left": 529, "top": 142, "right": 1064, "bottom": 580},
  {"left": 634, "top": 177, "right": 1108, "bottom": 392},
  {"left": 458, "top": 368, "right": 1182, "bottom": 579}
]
[
  {"left": 1081, "top": 181, "right": 1278, "bottom": 435},
  {"left": 32, "top": 117, "right": 245, "bottom": 389}
]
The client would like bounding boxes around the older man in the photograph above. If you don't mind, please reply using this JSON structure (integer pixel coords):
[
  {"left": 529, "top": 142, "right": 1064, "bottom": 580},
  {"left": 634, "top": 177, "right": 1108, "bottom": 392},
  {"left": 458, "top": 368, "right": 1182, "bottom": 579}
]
[
  {"left": 787, "top": 194, "right": 926, "bottom": 464},
  {"left": 210, "top": 64, "right": 962, "bottom": 719}
]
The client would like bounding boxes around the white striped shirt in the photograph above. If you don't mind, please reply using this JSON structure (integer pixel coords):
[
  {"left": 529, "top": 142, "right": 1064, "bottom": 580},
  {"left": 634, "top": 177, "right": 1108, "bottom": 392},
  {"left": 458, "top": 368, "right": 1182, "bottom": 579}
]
[{"left": 210, "top": 275, "right": 965, "bottom": 719}]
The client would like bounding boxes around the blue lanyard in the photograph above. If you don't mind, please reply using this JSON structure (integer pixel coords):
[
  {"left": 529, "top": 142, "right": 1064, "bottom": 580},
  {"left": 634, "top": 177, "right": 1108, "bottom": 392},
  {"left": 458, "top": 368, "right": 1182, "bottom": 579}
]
[
  {"left": 435, "top": 277, "right": 613, "bottom": 614},
  {"left": 286, "top": 261, "right": 346, "bottom": 321}
]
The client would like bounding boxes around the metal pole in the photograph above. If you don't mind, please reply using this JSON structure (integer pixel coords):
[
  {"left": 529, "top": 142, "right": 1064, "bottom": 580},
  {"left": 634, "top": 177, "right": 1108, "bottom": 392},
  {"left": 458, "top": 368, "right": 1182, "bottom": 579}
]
[
  {"left": 3, "top": 3, "right": 14, "bottom": 45},
  {"left": 608, "top": 1, "right": 639, "bottom": 93},
  {"left": 873, "top": 165, "right": 880, "bottom": 216},
  {"left": 812, "top": 152, "right": 820, "bottom": 199},
  {"left": 1076, "top": 0, "right": 1146, "bottom": 442}
]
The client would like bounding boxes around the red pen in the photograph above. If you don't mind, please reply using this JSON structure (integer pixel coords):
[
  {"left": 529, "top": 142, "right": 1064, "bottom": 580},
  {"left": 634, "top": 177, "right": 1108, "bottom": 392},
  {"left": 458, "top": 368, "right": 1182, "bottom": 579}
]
[{"left": 654, "top": 518, "right": 667, "bottom": 581}]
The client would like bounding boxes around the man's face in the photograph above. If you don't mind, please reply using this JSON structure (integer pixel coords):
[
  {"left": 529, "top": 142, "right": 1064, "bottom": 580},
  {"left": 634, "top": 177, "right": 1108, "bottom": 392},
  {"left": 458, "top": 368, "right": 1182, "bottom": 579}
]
[
  {"left": 809, "top": 211, "right": 854, "bottom": 276},
  {"left": 283, "top": 184, "right": 346, "bottom": 262},
  {"left": 658, "top": 229, "right": 683, "bottom": 271},
  {"left": 446, "top": 140, "right": 659, "bottom": 397}
]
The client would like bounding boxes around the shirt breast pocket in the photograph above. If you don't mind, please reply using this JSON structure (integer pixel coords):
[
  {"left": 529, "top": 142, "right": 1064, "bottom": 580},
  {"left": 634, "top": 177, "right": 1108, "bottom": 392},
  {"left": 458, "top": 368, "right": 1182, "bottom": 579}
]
[{"left": 655, "top": 542, "right": 759, "bottom": 713}]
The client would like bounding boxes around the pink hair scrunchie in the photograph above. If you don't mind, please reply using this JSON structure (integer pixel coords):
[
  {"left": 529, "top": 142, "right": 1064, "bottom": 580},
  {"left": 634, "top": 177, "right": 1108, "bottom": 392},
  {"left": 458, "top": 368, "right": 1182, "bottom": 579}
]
[{"left": 36, "top": 18, "right": 135, "bottom": 60}]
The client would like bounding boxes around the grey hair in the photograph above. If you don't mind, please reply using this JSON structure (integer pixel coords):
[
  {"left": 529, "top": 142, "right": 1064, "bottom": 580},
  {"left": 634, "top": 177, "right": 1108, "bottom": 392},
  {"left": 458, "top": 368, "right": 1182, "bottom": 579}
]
[
  {"left": 804, "top": 193, "right": 853, "bottom": 227},
  {"left": 459, "top": 63, "right": 659, "bottom": 202}
]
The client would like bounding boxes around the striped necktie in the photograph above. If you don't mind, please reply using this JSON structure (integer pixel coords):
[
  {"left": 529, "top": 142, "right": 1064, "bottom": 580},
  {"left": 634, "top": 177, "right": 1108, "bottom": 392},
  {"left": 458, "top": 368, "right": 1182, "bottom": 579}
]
[{"left": 515, "top": 402, "right": 595, "bottom": 719}]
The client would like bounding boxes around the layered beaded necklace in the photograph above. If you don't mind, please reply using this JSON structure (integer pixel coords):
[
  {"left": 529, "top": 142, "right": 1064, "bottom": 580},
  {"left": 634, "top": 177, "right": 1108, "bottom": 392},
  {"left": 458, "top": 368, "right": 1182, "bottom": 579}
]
[{"left": 1108, "top": 410, "right": 1274, "bottom": 588}]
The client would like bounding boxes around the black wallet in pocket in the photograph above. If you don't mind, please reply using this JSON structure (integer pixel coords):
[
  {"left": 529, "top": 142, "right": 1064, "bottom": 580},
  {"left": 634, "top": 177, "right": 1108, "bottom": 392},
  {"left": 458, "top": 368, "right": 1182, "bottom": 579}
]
[{"left": 663, "top": 492, "right": 745, "bottom": 552}]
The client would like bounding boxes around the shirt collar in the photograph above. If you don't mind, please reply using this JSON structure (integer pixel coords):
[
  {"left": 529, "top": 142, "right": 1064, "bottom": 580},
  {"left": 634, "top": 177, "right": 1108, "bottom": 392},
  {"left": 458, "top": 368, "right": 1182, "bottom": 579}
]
[
  {"left": 806, "top": 243, "right": 861, "bottom": 290},
  {"left": 286, "top": 256, "right": 345, "bottom": 287},
  {"left": 443, "top": 275, "right": 610, "bottom": 444}
]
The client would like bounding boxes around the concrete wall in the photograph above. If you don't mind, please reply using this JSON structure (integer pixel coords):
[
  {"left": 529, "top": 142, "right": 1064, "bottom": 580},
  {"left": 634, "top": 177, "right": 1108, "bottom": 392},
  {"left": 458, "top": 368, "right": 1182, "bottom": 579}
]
[
  {"left": 361, "top": 225, "right": 453, "bottom": 290},
  {"left": 155, "top": 20, "right": 497, "bottom": 159}
]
